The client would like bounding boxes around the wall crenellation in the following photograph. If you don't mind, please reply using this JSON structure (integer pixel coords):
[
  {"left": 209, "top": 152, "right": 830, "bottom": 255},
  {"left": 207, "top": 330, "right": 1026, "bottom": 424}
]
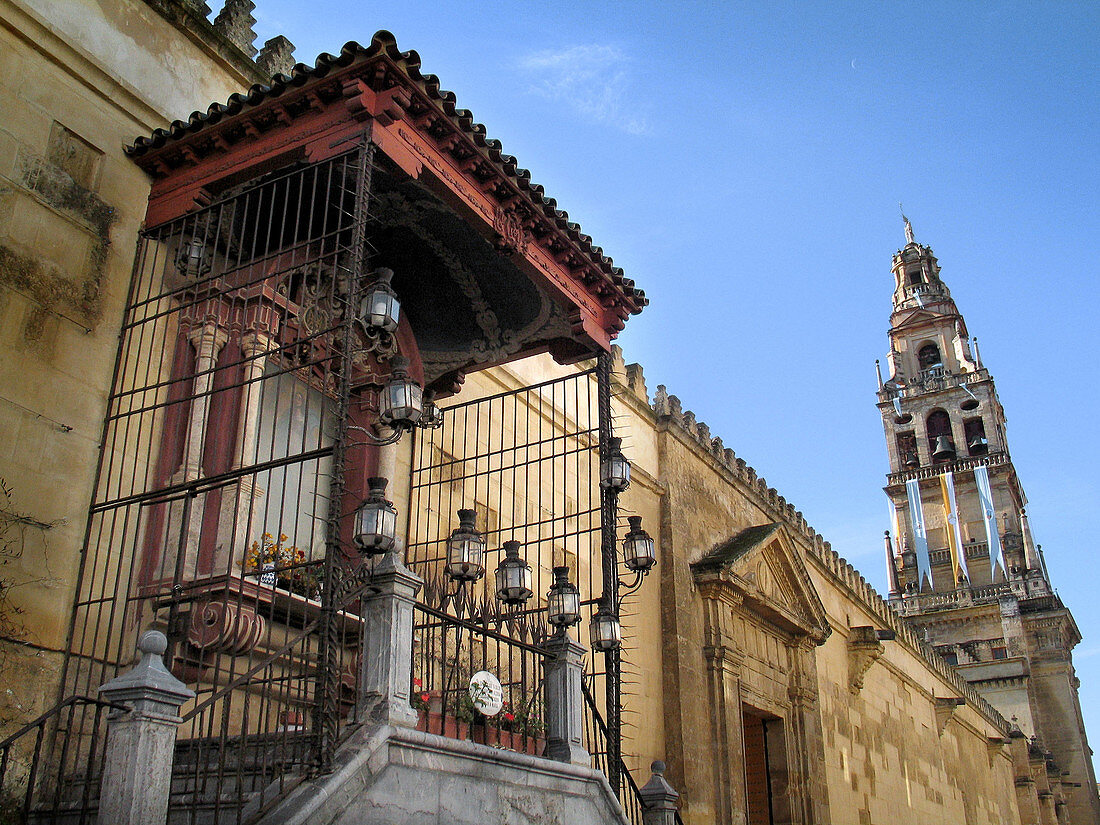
[{"left": 646, "top": 377, "right": 1011, "bottom": 735}]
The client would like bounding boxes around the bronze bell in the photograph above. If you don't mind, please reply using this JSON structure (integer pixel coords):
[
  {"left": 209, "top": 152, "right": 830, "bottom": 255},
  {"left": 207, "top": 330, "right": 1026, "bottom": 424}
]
[
  {"left": 968, "top": 436, "right": 988, "bottom": 454},
  {"left": 904, "top": 452, "right": 919, "bottom": 468},
  {"left": 932, "top": 435, "right": 956, "bottom": 460}
]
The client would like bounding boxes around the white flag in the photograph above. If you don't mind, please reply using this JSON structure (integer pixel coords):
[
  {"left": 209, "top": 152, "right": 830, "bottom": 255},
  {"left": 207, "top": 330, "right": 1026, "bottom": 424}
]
[
  {"left": 974, "top": 465, "right": 1003, "bottom": 573},
  {"left": 905, "top": 479, "right": 931, "bottom": 590}
]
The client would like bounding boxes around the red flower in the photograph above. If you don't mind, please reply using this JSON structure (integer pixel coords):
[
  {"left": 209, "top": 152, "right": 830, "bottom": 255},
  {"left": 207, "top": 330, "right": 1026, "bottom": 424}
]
[
  {"left": 420, "top": 692, "right": 431, "bottom": 704},
  {"left": 413, "top": 677, "right": 422, "bottom": 688},
  {"left": 503, "top": 712, "right": 515, "bottom": 722}
]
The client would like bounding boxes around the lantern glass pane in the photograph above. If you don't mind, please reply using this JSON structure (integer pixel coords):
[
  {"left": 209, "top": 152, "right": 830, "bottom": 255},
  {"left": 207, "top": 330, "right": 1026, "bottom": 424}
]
[
  {"left": 355, "top": 500, "right": 397, "bottom": 553},
  {"left": 364, "top": 287, "right": 400, "bottom": 332},
  {"left": 601, "top": 454, "right": 631, "bottom": 489},
  {"left": 591, "top": 613, "right": 621, "bottom": 650},
  {"left": 624, "top": 534, "right": 656, "bottom": 571},
  {"left": 447, "top": 535, "right": 485, "bottom": 580},
  {"left": 382, "top": 379, "right": 423, "bottom": 427}
]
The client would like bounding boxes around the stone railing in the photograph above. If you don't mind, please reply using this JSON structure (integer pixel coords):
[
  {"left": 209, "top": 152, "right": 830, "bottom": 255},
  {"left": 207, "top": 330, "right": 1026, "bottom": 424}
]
[
  {"left": 630, "top": 358, "right": 1011, "bottom": 736},
  {"left": 891, "top": 580, "right": 1041, "bottom": 617},
  {"left": 877, "top": 367, "right": 990, "bottom": 404},
  {"left": 887, "top": 451, "right": 1009, "bottom": 487}
]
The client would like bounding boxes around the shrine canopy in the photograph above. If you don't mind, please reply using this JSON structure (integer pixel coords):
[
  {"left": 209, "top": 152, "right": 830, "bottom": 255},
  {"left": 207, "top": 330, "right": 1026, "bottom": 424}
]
[{"left": 126, "top": 31, "right": 647, "bottom": 394}]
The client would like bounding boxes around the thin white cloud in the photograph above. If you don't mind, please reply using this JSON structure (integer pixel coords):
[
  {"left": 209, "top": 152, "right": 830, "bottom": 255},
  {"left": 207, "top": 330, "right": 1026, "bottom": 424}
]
[{"left": 519, "top": 45, "right": 650, "bottom": 135}]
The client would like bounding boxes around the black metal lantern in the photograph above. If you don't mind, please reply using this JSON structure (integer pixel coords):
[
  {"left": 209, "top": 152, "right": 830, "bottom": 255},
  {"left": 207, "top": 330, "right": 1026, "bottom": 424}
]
[
  {"left": 622, "top": 515, "right": 656, "bottom": 573},
  {"left": 176, "top": 234, "right": 210, "bottom": 279},
  {"left": 418, "top": 390, "right": 444, "bottom": 430},
  {"left": 600, "top": 436, "right": 631, "bottom": 491},
  {"left": 546, "top": 566, "right": 581, "bottom": 629},
  {"left": 590, "top": 602, "right": 621, "bottom": 651},
  {"left": 380, "top": 355, "right": 423, "bottom": 430},
  {"left": 446, "top": 508, "right": 485, "bottom": 582},
  {"left": 353, "top": 477, "right": 398, "bottom": 555},
  {"left": 494, "top": 540, "right": 533, "bottom": 606},
  {"left": 360, "top": 266, "right": 400, "bottom": 332}
]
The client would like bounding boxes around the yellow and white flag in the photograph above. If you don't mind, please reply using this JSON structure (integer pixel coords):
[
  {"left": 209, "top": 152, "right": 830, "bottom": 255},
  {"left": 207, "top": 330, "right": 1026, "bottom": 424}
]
[{"left": 939, "top": 471, "right": 969, "bottom": 584}]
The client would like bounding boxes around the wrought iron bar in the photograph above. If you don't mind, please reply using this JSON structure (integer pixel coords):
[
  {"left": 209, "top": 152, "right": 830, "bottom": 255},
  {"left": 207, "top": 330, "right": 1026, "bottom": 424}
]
[
  {"left": 314, "top": 137, "right": 374, "bottom": 775},
  {"left": 582, "top": 678, "right": 645, "bottom": 825},
  {"left": 596, "top": 349, "right": 622, "bottom": 792}
]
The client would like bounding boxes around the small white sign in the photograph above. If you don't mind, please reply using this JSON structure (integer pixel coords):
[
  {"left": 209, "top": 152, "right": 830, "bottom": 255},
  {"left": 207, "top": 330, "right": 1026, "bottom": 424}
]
[{"left": 469, "top": 671, "right": 504, "bottom": 717}]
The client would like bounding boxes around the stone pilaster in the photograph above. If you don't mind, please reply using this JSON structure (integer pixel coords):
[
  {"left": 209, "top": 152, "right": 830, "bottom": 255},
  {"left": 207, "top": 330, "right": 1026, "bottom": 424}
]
[
  {"left": 98, "top": 631, "right": 194, "bottom": 825},
  {"left": 543, "top": 630, "right": 588, "bottom": 765},
  {"left": 356, "top": 551, "right": 422, "bottom": 728}
]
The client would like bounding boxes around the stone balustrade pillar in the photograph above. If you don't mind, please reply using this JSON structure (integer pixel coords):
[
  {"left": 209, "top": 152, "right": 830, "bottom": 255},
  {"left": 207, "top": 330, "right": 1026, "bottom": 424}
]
[
  {"left": 98, "top": 630, "right": 194, "bottom": 825},
  {"left": 356, "top": 550, "right": 423, "bottom": 728},
  {"left": 543, "top": 630, "right": 588, "bottom": 765},
  {"left": 639, "top": 760, "right": 680, "bottom": 825}
]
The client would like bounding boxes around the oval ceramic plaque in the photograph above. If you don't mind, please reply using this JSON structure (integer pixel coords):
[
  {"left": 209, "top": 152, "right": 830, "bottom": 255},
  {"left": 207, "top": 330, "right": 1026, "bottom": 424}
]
[{"left": 469, "top": 670, "right": 504, "bottom": 717}]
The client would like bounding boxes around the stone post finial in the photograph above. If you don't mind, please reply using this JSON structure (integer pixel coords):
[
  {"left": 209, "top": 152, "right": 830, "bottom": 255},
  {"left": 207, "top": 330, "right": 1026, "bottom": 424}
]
[
  {"left": 213, "top": 0, "right": 258, "bottom": 58},
  {"left": 98, "top": 630, "right": 194, "bottom": 825},
  {"left": 542, "top": 630, "right": 588, "bottom": 765},
  {"left": 640, "top": 760, "right": 680, "bottom": 825},
  {"left": 257, "top": 35, "right": 296, "bottom": 77}
]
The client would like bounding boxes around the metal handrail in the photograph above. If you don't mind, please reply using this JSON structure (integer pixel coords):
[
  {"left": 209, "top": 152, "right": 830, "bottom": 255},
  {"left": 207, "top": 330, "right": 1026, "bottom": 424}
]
[
  {"left": 581, "top": 679, "right": 648, "bottom": 824},
  {"left": 0, "top": 694, "right": 128, "bottom": 820}
]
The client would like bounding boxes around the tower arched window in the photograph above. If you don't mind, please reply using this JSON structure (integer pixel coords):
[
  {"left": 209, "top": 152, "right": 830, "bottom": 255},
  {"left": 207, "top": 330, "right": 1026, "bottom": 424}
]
[
  {"left": 926, "top": 409, "right": 954, "bottom": 461},
  {"left": 918, "top": 343, "right": 942, "bottom": 370},
  {"left": 907, "top": 268, "right": 924, "bottom": 285}
]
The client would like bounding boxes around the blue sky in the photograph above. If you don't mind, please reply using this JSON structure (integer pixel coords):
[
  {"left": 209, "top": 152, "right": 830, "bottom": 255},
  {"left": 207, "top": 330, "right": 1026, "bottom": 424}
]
[{"left": 253, "top": 0, "right": 1100, "bottom": 746}]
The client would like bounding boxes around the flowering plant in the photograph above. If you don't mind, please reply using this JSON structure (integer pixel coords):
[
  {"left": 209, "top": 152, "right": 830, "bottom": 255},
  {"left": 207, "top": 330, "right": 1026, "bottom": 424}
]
[
  {"left": 496, "top": 698, "right": 546, "bottom": 736},
  {"left": 410, "top": 677, "right": 432, "bottom": 712},
  {"left": 244, "top": 532, "right": 321, "bottom": 599}
]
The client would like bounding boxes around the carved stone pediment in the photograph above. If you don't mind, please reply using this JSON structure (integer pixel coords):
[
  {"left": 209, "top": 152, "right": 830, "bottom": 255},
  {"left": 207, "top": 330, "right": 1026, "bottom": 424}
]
[
  {"left": 691, "top": 523, "right": 831, "bottom": 644},
  {"left": 892, "top": 308, "right": 948, "bottom": 332}
]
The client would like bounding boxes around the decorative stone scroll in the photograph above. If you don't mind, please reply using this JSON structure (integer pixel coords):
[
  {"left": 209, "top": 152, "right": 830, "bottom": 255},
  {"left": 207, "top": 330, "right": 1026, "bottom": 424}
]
[
  {"left": 935, "top": 697, "right": 965, "bottom": 736},
  {"left": 847, "top": 626, "right": 885, "bottom": 695},
  {"left": 187, "top": 600, "right": 265, "bottom": 654}
]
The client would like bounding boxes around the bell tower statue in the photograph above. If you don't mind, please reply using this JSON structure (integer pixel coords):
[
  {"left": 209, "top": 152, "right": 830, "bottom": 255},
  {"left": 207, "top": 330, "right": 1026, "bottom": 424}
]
[{"left": 877, "top": 217, "right": 1100, "bottom": 823}]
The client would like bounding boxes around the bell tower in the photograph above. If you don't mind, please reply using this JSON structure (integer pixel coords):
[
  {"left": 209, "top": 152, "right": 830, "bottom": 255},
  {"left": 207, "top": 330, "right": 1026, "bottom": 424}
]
[{"left": 876, "top": 218, "right": 1100, "bottom": 824}]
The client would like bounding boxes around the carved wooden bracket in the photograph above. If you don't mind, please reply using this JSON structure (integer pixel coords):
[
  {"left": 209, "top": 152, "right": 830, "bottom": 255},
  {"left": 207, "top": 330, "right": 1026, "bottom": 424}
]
[
  {"left": 847, "top": 626, "right": 884, "bottom": 694},
  {"left": 935, "top": 697, "right": 965, "bottom": 736}
]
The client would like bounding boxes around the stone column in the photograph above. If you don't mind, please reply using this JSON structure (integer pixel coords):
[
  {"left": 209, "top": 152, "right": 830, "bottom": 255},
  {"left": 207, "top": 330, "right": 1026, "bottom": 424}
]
[
  {"left": 98, "top": 630, "right": 194, "bottom": 825},
  {"left": 543, "top": 630, "right": 589, "bottom": 765},
  {"left": 216, "top": 331, "right": 273, "bottom": 569},
  {"left": 167, "top": 323, "right": 228, "bottom": 580},
  {"left": 180, "top": 322, "right": 229, "bottom": 482},
  {"left": 356, "top": 550, "right": 423, "bottom": 728},
  {"left": 640, "top": 761, "right": 680, "bottom": 825}
]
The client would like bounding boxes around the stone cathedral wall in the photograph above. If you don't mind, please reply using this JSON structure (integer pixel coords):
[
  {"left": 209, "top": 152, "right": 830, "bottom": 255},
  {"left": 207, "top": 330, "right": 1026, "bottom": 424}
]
[
  {"left": 0, "top": 0, "right": 264, "bottom": 737},
  {"left": 603, "top": 350, "right": 1031, "bottom": 824},
  {"left": 0, "top": 1, "right": 1081, "bottom": 822}
]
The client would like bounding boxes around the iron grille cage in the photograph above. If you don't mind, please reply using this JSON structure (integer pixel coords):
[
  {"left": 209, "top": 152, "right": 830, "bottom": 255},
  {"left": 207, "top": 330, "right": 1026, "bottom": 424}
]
[
  {"left": 406, "top": 366, "right": 622, "bottom": 776},
  {"left": 51, "top": 142, "right": 382, "bottom": 823}
]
